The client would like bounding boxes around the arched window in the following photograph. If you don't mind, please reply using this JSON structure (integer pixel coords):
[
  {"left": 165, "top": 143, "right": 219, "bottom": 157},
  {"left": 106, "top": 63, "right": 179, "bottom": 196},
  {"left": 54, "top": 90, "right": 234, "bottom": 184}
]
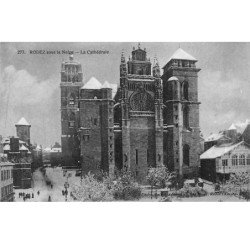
[
  {"left": 183, "top": 81, "right": 189, "bottom": 100},
  {"left": 69, "top": 93, "right": 76, "bottom": 105},
  {"left": 136, "top": 68, "right": 143, "bottom": 75},
  {"left": 232, "top": 155, "right": 238, "bottom": 166},
  {"left": 247, "top": 154, "right": 250, "bottom": 165},
  {"left": 183, "top": 144, "right": 190, "bottom": 166},
  {"left": 114, "top": 103, "right": 121, "bottom": 125},
  {"left": 69, "top": 112, "right": 76, "bottom": 128},
  {"left": 183, "top": 105, "right": 189, "bottom": 129},
  {"left": 239, "top": 154, "right": 245, "bottom": 165}
]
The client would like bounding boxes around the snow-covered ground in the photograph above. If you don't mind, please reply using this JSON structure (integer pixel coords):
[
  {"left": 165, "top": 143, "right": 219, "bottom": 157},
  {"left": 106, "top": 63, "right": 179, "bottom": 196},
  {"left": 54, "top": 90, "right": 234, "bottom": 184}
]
[
  {"left": 14, "top": 167, "right": 82, "bottom": 202},
  {"left": 13, "top": 168, "right": 245, "bottom": 202}
]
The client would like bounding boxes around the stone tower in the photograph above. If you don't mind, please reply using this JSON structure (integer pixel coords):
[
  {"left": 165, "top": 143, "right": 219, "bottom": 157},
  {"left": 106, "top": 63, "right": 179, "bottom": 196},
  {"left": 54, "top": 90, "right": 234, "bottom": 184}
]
[
  {"left": 115, "top": 44, "right": 164, "bottom": 182},
  {"left": 15, "top": 117, "right": 31, "bottom": 145},
  {"left": 79, "top": 77, "right": 115, "bottom": 176},
  {"left": 161, "top": 48, "right": 201, "bottom": 179},
  {"left": 60, "top": 54, "right": 83, "bottom": 167}
]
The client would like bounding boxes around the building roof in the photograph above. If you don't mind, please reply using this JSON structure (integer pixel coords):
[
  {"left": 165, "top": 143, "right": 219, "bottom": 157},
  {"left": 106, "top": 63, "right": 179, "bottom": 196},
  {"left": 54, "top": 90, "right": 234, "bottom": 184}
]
[
  {"left": 51, "top": 147, "right": 62, "bottom": 153},
  {"left": 102, "top": 81, "right": 112, "bottom": 89},
  {"left": 228, "top": 124, "right": 237, "bottom": 130},
  {"left": 19, "top": 144, "right": 28, "bottom": 151},
  {"left": 43, "top": 147, "right": 52, "bottom": 152},
  {"left": 228, "top": 120, "right": 249, "bottom": 134},
  {"left": 200, "top": 141, "right": 245, "bottom": 159},
  {"left": 168, "top": 48, "right": 197, "bottom": 62},
  {"left": 82, "top": 77, "right": 102, "bottom": 90},
  {"left": 109, "top": 83, "right": 118, "bottom": 98},
  {"left": 205, "top": 132, "right": 225, "bottom": 142},
  {"left": 0, "top": 162, "right": 14, "bottom": 167},
  {"left": 3, "top": 144, "right": 10, "bottom": 151},
  {"left": 16, "top": 117, "right": 30, "bottom": 126}
]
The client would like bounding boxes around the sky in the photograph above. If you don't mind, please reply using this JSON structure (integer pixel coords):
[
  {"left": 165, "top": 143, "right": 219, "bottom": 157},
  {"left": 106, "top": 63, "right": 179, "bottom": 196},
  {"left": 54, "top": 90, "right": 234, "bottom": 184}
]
[{"left": 1, "top": 42, "right": 250, "bottom": 147}]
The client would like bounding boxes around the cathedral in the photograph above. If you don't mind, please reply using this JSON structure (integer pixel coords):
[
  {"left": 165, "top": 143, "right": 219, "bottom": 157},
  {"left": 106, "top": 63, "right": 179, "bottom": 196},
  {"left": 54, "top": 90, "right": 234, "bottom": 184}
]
[{"left": 60, "top": 44, "right": 201, "bottom": 182}]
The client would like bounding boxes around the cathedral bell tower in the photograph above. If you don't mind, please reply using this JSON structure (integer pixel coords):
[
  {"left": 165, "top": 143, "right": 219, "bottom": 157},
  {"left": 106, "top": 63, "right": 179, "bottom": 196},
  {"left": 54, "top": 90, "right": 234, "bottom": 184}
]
[
  {"left": 118, "top": 44, "right": 163, "bottom": 183},
  {"left": 60, "top": 54, "right": 83, "bottom": 167},
  {"left": 162, "top": 48, "right": 201, "bottom": 180}
]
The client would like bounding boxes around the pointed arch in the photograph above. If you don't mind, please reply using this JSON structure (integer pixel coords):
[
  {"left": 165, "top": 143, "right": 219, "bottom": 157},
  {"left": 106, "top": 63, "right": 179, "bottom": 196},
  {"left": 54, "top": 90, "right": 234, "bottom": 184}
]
[
  {"left": 114, "top": 103, "right": 122, "bottom": 126},
  {"left": 182, "top": 81, "right": 189, "bottom": 100},
  {"left": 69, "top": 112, "right": 76, "bottom": 128},
  {"left": 69, "top": 92, "right": 76, "bottom": 105}
]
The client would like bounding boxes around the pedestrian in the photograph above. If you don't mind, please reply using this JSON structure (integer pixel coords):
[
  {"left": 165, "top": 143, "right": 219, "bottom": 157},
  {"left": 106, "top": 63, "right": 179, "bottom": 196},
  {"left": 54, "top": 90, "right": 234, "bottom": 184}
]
[
  {"left": 23, "top": 196, "right": 25, "bottom": 202},
  {"left": 37, "top": 191, "right": 40, "bottom": 196},
  {"left": 48, "top": 196, "right": 51, "bottom": 202},
  {"left": 32, "top": 193, "right": 34, "bottom": 198},
  {"left": 62, "top": 190, "right": 65, "bottom": 196}
]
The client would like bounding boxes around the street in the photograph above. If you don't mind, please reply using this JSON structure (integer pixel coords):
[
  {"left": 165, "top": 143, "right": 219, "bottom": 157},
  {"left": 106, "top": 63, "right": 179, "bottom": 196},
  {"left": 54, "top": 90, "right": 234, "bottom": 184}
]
[{"left": 14, "top": 167, "right": 81, "bottom": 202}]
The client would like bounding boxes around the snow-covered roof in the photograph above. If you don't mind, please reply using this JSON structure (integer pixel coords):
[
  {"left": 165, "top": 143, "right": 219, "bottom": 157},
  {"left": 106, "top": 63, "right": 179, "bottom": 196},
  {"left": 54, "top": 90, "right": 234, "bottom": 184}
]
[
  {"left": 228, "top": 123, "right": 237, "bottom": 130},
  {"left": 168, "top": 48, "right": 197, "bottom": 62},
  {"left": 16, "top": 117, "right": 30, "bottom": 126},
  {"left": 109, "top": 83, "right": 118, "bottom": 98},
  {"left": 2, "top": 138, "right": 10, "bottom": 144},
  {"left": 205, "top": 132, "right": 225, "bottom": 142},
  {"left": 168, "top": 76, "right": 179, "bottom": 82},
  {"left": 0, "top": 161, "right": 14, "bottom": 167},
  {"left": 102, "top": 81, "right": 112, "bottom": 89},
  {"left": 228, "top": 120, "right": 249, "bottom": 134},
  {"left": 51, "top": 147, "right": 62, "bottom": 153},
  {"left": 19, "top": 144, "right": 28, "bottom": 151},
  {"left": 3, "top": 144, "right": 10, "bottom": 151},
  {"left": 184, "top": 179, "right": 195, "bottom": 184},
  {"left": 43, "top": 147, "right": 52, "bottom": 152},
  {"left": 200, "top": 141, "right": 245, "bottom": 159},
  {"left": 82, "top": 77, "right": 102, "bottom": 90}
]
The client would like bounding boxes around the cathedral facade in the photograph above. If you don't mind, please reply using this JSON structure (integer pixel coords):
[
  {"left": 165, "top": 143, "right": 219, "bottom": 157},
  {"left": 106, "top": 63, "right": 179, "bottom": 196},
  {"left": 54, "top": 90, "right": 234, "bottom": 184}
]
[{"left": 60, "top": 45, "right": 201, "bottom": 182}]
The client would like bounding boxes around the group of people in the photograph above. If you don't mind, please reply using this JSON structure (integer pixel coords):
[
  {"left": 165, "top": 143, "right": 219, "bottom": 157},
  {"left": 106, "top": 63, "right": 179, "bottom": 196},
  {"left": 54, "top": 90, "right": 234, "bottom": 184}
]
[{"left": 18, "top": 192, "right": 34, "bottom": 201}]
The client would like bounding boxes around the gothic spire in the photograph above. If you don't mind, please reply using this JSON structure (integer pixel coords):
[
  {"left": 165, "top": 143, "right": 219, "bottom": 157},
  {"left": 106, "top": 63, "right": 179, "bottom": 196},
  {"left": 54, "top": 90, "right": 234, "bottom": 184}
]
[
  {"left": 121, "top": 51, "right": 125, "bottom": 63},
  {"left": 153, "top": 56, "right": 160, "bottom": 77}
]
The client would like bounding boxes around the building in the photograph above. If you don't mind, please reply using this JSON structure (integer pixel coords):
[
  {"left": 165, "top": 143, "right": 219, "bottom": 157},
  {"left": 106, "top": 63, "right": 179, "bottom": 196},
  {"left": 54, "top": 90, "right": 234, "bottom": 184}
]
[
  {"left": 203, "top": 120, "right": 250, "bottom": 153},
  {"left": 42, "top": 145, "right": 62, "bottom": 167},
  {"left": 200, "top": 141, "right": 250, "bottom": 182},
  {"left": 204, "top": 132, "right": 232, "bottom": 152},
  {"left": 79, "top": 78, "right": 115, "bottom": 175},
  {"left": 0, "top": 155, "right": 14, "bottom": 202},
  {"left": 15, "top": 117, "right": 31, "bottom": 145},
  {"left": 31, "top": 145, "right": 43, "bottom": 171},
  {"left": 60, "top": 54, "right": 82, "bottom": 167},
  {"left": 161, "top": 48, "right": 201, "bottom": 180},
  {"left": 60, "top": 45, "right": 201, "bottom": 182},
  {"left": 1, "top": 117, "right": 32, "bottom": 189}
]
